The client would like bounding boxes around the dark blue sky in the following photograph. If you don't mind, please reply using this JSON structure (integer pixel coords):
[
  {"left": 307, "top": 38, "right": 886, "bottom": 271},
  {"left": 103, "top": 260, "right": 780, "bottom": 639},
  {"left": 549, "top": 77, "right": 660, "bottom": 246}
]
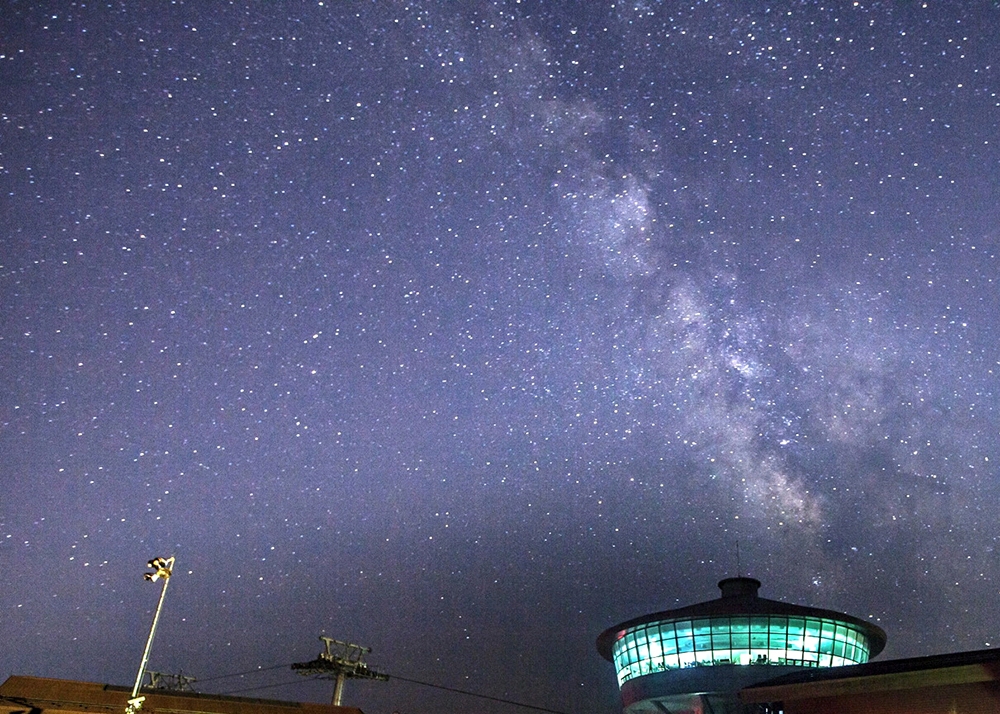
[{"left": 3, "top": 2, "right": 999, "bottom": 713}]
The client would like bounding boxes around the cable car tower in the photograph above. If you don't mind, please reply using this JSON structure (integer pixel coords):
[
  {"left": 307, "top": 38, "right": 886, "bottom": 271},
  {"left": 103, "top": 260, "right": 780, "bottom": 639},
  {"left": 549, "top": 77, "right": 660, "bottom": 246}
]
[{"left": 292, "top": 636, "right": 388, "bottom": 706}]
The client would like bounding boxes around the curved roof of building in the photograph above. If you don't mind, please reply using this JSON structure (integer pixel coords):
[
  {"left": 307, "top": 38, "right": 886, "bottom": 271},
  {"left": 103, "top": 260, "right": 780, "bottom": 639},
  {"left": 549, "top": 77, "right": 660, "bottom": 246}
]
[{"left": 597, "top": 577, "right": 887, "bottom": 661}]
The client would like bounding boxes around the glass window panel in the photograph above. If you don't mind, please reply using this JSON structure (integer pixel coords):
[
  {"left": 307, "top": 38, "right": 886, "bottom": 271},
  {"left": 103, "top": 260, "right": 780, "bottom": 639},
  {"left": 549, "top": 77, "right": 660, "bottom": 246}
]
[
  {"left": 694, "top": 635, "right": 712, "bottom": 651},
  {"left": 750, "top": 633, "right": 768, "bottom": 648},
  {"left": 713, "top": 632, "right": 733, "bottom": 650},
  {"left": 712, "top": 619, "right": 730, "bottom": 635},
  {"left": 677, "top": 634, "right": 694, "bottom": 653},
  {"left": 693, "top": 619, "right": 712, "bottom": 635},
  {"left": 821, "top": 621, "right": 836, "bottom": 637},
  {"left": 636, "top": 640, "right": 649, "bottom": 662},
  {"left": 805, "top": 619, "right": 822, "bottom": 638},
  {"left": 731, "top": 632, "right": 750, "bottom": 648},
  {"left": 751, "top": 617, "right": 770, "bottom": 632},
  {"left": 648, "top": 638, "right": 663, "bottom": 660},
  {"left": 788, "top": 619, "right": 805, "bottom": 636}
]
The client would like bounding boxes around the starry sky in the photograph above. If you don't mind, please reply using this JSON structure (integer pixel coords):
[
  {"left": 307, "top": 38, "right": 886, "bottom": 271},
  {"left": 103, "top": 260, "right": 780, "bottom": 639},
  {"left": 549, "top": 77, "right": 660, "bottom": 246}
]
[{"left": 2, "top": 2, "right": 1000, "bottom": 713}]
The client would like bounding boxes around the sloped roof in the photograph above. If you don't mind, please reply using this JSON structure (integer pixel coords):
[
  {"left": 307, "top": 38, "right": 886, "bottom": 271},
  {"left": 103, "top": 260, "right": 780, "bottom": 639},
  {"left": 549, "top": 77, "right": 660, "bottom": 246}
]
[
  {"left": 740, "top": 645, "right": 1000, "bottom": 703},
  {"left": 0, "top": 676, "right": 363, "bottom": 714}
]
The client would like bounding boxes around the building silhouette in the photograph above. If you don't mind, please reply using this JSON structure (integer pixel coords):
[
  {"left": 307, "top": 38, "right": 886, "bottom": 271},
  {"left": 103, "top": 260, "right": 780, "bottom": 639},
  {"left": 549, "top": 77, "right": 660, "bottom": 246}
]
[{"left": 740, "top": 646, "right": 1000, "bottom": 713}]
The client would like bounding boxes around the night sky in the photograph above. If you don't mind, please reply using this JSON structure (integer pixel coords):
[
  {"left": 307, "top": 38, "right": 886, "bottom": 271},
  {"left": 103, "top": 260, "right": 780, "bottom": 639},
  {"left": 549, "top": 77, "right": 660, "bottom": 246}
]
[{"left": 3, "top": 2, "right": 1000, "bottom": 713}]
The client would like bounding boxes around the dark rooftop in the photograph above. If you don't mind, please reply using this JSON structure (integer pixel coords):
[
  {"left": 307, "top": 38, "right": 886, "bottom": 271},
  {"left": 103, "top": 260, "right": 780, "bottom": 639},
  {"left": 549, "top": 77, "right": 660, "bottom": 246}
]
[{"left": 740, "top": 646, "right": 1000, "bottom": 705}]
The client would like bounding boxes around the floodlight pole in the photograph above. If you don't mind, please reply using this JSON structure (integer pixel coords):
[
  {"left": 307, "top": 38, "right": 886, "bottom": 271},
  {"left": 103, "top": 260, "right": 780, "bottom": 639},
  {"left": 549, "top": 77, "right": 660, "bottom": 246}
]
[{"left": 126, "top": 556, "right": 176, "bottom": 714}]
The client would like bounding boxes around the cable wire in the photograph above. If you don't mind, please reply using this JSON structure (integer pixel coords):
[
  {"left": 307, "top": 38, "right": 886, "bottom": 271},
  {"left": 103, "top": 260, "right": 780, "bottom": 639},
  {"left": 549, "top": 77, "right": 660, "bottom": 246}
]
[
  {"left": 195, "top": 663, "right": 295, "bottom": 685},
  {"left": 385, "top": 672, "right": 571, "bottom": 714},
  {"left": 205, "top": 663, "right": 572, "bottom": 714},
  {"left": 219, "top": 677, "right": 325, "bottom": 696}
]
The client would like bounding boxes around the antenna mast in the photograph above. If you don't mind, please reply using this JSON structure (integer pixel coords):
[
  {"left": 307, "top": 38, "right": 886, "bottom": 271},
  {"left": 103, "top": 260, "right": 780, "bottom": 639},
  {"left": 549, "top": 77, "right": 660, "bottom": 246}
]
[{"left": 292, "top": 636, "right": 388, "bottom": 706}]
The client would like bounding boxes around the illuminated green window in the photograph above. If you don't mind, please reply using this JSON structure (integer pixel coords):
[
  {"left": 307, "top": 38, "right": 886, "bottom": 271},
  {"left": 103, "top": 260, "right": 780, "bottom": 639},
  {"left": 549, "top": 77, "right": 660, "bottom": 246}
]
[{"left": 612, "top": 616, "right": 875, "bottom": 686}]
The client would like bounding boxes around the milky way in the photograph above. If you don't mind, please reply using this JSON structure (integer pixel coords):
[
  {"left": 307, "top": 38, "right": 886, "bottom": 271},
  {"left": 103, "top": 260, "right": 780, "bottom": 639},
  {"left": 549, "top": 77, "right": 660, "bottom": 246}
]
[{"left": 2, "top": 3, "right": 999, "bottom": 714}]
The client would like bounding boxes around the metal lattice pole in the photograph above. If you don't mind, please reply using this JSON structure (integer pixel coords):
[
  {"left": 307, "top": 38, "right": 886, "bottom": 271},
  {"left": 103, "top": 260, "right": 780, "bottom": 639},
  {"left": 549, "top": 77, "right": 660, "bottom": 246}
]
[{"left": 292, "top": 636, "right": 388, "bottom": 707}]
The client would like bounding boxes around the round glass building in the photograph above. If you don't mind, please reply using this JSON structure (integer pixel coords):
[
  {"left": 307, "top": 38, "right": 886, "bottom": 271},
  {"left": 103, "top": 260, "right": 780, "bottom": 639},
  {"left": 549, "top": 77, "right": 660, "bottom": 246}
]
[{"left": 597, "top": 577, "right": 886, "bottom": 714}]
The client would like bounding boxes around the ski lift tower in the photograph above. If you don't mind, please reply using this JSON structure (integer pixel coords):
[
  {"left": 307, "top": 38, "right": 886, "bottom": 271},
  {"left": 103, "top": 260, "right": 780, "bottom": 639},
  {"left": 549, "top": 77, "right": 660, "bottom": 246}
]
[{"left": 292, "top": 636, "right": 388, "bottom": 706}]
